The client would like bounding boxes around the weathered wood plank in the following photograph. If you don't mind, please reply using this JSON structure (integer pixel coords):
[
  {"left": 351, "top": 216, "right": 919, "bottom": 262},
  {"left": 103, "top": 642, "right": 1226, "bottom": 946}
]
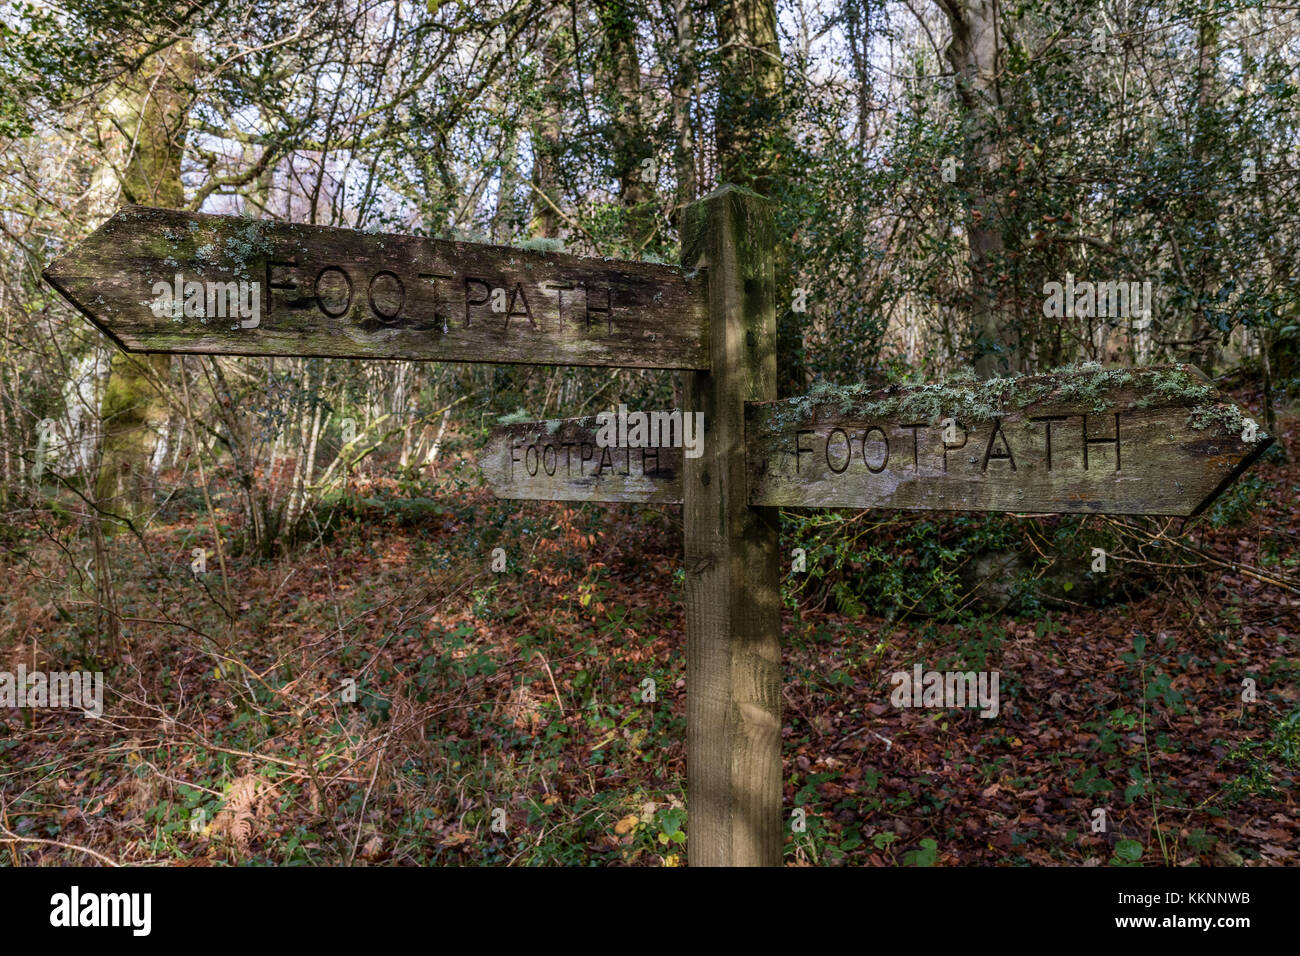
[
  {"left": 747, "top": 365, "right": 1273, "bottom": 517},
  {"left": 681, "top": 186, "right": 783, "bottom": 868},
  {"left": 481, "top": 416, "right": 683, "bottom": 503},
  {"left": 43, "top": 205, "right": 710, "bottom": 370}
]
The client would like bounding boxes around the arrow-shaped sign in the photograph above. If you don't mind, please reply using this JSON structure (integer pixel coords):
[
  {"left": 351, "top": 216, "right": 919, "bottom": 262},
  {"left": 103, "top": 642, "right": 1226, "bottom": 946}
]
[
  {"left": 484, "top": 366, "right": 1270, "bottom": 517},
  {"left": 482, "top": 415, "right": 684, "bottom": 503},
  {"left": 43, "top": 205, "right": 710, "bottom": 370},
  {"left": 746, "top": 364, "right": 1272, "bottom": 517}
]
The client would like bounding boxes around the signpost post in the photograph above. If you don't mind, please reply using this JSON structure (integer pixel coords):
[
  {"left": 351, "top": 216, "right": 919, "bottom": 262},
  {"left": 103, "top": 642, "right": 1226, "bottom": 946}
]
[
  {"left": 678, "top": 187, "right": 783, "bottom": 868},
  {"left": 45, "top": 189, "right": 1273, "bottom": 867}
]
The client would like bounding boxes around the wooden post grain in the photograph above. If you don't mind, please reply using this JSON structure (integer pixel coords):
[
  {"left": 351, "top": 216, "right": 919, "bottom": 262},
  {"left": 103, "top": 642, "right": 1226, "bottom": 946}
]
[{"left": 681, "top": 185, "right": 782, "bottom": 867}]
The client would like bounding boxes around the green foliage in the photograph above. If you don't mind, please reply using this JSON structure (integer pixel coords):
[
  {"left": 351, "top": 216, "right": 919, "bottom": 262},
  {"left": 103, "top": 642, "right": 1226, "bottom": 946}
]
[
  {"left": 1220, "top": 705, "right": 1300, "bottom": 803},
  {"left": 1206, "top": 474, "right": 1275, "bottom": 529},
  {"left": 1266, "top": 706, "right": 1300, "bottom": 769},
  {"left": 1111, "top": 839, "right": 1144, "bottom": 865},
  {"left": 782, "top": 509, "right": 1033, "bottom": 622},
  {"left": 902, "top": 837, "right": 940, "bottom": 866}
]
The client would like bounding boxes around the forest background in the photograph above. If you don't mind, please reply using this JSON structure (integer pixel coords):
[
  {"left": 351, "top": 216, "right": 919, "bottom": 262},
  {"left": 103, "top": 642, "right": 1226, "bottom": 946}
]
[{"left": 0, "top": 0, "right": 1296, "bottom": 865}]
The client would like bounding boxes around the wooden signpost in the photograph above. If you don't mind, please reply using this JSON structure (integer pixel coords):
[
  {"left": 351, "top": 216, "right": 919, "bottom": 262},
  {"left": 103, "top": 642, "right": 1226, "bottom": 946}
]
[
  {"left": 45, "top": 186, "right": 1273, "bottom": 868},
  {"left": 744, "top": 365, "right": 1270, "bottom": 517},
  {"left": 42, "top": 205, "right": 709, "bottom": 370},
  {"left": 483, "top": 416, "right": 684, "bottom": 503},
  {"left": 486, "top": 367, "right": 1272, "bottom": 518}
]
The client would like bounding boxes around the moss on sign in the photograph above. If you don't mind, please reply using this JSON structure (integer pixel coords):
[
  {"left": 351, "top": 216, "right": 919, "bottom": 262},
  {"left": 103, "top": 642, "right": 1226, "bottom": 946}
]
[{"left": 764, "top": 363, "right": 1263, "bottom": 440}]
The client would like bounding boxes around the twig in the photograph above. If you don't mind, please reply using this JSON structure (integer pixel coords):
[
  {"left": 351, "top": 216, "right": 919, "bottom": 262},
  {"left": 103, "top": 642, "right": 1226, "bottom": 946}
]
[
  {"left": 346, "top": 732, "right": 390, "bottom": 866},
  {"left": 534, "top": 650, "right": 565, "bottom": 717},
  {"left": 0, "top": 808, "right": 120, "bottom": 868},
  {"left": 1, "top": 802, "right": 19, "bottom": 865}
]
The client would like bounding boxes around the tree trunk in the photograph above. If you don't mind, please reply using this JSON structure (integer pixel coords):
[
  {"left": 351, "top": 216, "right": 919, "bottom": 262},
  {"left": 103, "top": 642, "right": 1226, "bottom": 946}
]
[
  {"left": 597, "top": 0, "right": 655, "bottom": 251},
  {"left": 1187, "top": 8, "right": 1222, "bottom": 372},
  {"left": 671, "top": 0, "right": 698, "bottom": 214},
  {"left": 95, "top": 40, "right": 193, "bottom": 531},
  {"left": 492, "top": 124, "right": 523, "bottom": 242},
  {"left": 95, "top": 354, "right": 171, "bottom": 531},
  {"left": 710, "top": 0, "right": 803, "bottom": 394},
  {"left": 938, "top": 0, "right": 1021, "bottom": 378},
  {"left": 530, "top": 7, "right": 567, "bottom": 240},
  {"left": 711, "top": 0, "right": 784, "bottom": 195},
  {"left": 0, "top": 300, "right": 12, "bottom": 501}
]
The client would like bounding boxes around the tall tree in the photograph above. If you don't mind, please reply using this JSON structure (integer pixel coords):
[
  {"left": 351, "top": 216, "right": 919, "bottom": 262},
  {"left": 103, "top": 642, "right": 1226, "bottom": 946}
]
[
  {"left": 670, "top": 0, "right": 698, "bottom": 214},
  {"left": 711, "top": 0, "right": 784, "bottom": 194},
  {"left": 95, "top": 39, "right": 194, "bottom": 531},
  {"left": 597, "top": 0, "right": 655, "bottom": 250},
  {"left": 936, "top": 0, "right": 1021, "bottom": 378},
  {"left": 710, "top": 0, "right": 804, "bottom": 392},
  {"left": 530, "top": 5, "right": 569, "bottom": 240},
  {"left": 1186, "top": 6, "right": 1224, "bottom": 372}
]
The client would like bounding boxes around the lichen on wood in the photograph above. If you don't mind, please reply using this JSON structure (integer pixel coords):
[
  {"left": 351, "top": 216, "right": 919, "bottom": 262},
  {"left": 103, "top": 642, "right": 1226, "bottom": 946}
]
[{"left": 762, "top": 363, "right": 1265, "bottom": 440}]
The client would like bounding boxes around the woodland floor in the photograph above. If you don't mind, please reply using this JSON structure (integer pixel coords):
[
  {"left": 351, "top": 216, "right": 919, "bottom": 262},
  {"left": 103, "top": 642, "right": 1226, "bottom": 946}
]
[{"left": 1, "top": 388, "right": 1297, "bottom": 866}]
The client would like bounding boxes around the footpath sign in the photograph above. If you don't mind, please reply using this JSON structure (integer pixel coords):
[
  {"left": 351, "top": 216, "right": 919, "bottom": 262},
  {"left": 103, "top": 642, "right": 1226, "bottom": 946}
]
[
  {"left": 483, "top": 415, "right": 686, "bottom": 503},
  {"left": 744, "top": 367, "right": 1268, "bottom": 516},
  {"left": 42, "top": 205, "right": 709, "bottom": 370},
  {"left": 486, "top": 368, "right": 1269, "bottom": 518},
  {"left": 45, "top": 187, "right": 1273, "bottom": 867}
]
